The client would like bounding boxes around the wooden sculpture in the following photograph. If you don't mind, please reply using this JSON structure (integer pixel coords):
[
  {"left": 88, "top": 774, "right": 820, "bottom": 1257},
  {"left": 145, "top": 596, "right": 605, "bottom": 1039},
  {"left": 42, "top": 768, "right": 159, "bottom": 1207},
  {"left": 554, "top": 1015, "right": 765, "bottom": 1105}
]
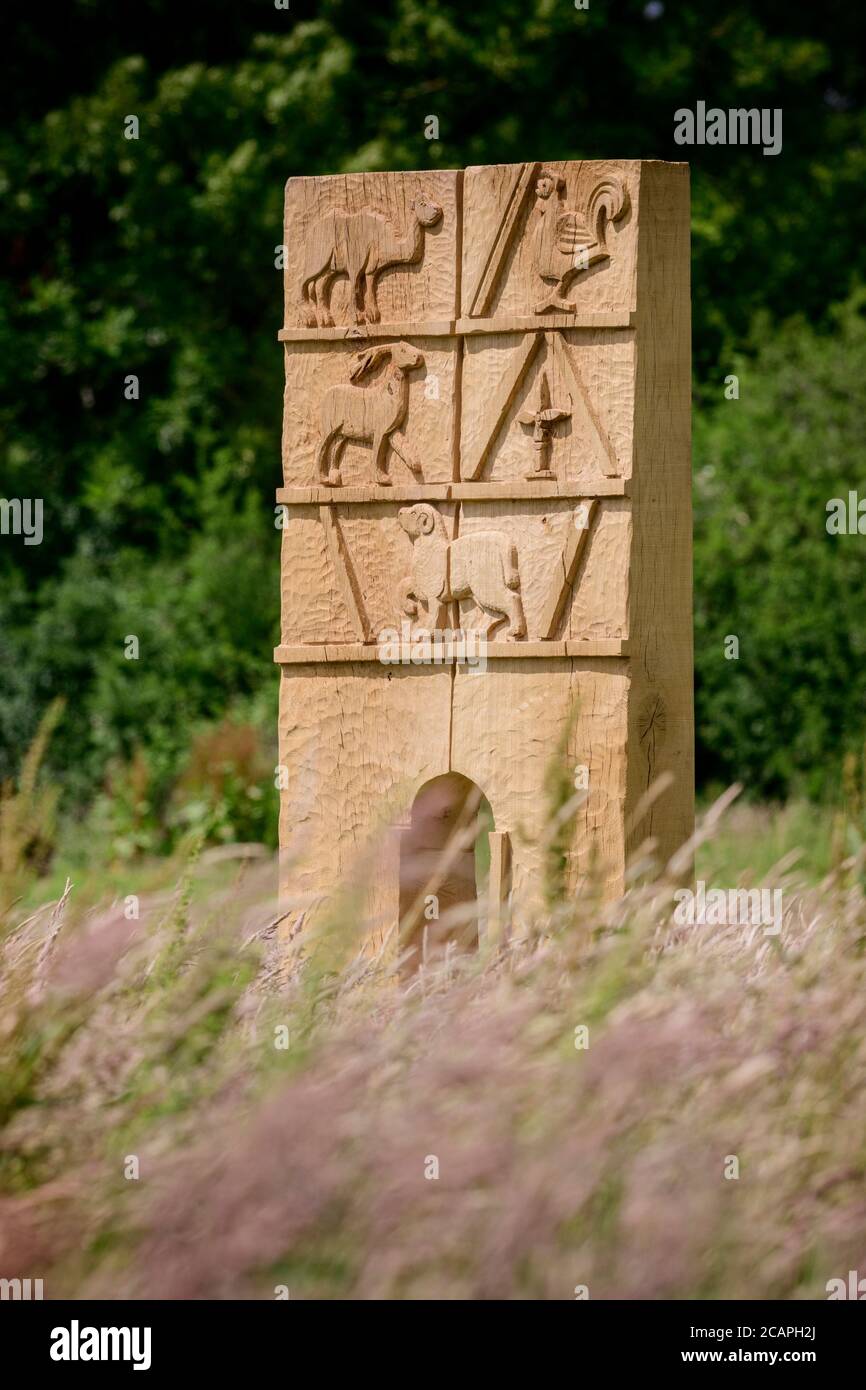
[{"left": 277, "top": 161, "right": 693, "bottom": 967}]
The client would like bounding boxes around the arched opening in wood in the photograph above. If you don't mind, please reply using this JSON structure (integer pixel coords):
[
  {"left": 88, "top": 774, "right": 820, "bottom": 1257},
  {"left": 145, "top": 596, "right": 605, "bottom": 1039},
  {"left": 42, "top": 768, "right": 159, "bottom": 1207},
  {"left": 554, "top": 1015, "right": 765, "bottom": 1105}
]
[{"left": 398, "top": 773, "right": 503, "bottom": 975}]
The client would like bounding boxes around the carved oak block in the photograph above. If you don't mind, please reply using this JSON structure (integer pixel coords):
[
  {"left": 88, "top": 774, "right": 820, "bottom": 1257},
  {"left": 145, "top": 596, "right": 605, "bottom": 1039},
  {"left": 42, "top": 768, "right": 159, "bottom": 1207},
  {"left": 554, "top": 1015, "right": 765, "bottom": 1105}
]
[
  {"left": 461, "top": 160, "right": 637, "bottom": 327},
  {"left": 459, "top": 329, "right": 634, "bottom": 484},
  {"left": 281, "top": 337, "right": 458, "bottom": 489},
  {"left": 278, "top": 495, "right": 626, "bottom": 649},
  {"left": 278, "top": 662, "right": 455, "bottom": 951},
  {"left": 284, "top": 170, "right": 460, "bottom": 333},
  {"left": 279, "top": 501, "right": 459, "bottom": 645},
  {"left": 450, "top": 659, "right": 630, "bottom": 899},
  {"left": 456, "top": 499, "right": 630, "bottom": 643}
]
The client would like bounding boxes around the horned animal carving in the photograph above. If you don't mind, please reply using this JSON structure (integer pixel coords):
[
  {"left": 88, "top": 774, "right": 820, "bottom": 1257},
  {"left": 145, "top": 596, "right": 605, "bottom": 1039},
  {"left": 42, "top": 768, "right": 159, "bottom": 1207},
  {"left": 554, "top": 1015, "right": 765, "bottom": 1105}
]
[
  {"left": 397, "top": 503, "right": 527, "bottom": 640},
  {"left": 299, "top": 193, "right": 444, "bottom": 328},
  {"left": 316, "top": 342, "right": 425, "bottom": 487}
]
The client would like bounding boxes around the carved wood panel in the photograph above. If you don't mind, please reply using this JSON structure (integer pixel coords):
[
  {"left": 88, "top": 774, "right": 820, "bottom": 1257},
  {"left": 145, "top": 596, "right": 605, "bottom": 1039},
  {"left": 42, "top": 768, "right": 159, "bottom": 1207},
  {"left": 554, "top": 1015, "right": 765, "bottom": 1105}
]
[
  {"left": 281, "top": 338, "right": 459, "bottom": 489},
  {"left": 461, "top": 160, "right": 637, "bottom": 329},
  {"left": 283, "top": 171, "right": 460, "bottom": 335}
]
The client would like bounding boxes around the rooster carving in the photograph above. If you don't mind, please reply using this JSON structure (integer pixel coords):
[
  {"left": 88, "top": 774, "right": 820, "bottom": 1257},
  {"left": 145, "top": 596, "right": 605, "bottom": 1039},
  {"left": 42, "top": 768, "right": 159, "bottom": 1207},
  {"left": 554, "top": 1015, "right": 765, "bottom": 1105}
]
[{"left": 531, "top": 169, "right": 629, "bottom": 314}]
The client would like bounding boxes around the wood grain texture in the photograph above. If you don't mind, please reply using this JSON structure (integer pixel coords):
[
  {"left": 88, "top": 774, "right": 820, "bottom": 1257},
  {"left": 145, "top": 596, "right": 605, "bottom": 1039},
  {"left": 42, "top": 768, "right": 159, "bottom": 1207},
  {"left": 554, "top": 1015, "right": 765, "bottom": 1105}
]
[
  {"left": 285, "top": 171, "right": 460, "bottom": 330},
  {"left": 279, "top": 508, "right": 357, "bottom": 646},
  {"left": 460, "top": 332, "right": 543, "bottom": 480},
  {"left": 281, "top": 501, "right": 457, "bottom": 645},
  {"left": 462, "top": 161, "right": 638, "bottom": 323},
  {"left": 449, "top": 659, "right": 630, "bottom": 914},
  {"left": 464, "top": 161, "right": 539, "bottom": 317},
  {"left": 319, "top": 505, "right": 371, "bottom": 641},
  {"left": 537, "top": 497, "right": 599, "bottom": 639},
  {"left": 625, "top": 161, "right": 694, "bottom": 869},
  {"left": 341, "top": 500, "right": 458, "bottom": 638},
  {"left": 277, "top": 478, "right": 629, "bottom": 504},
  {"left": 277, "top": 662, "right": 453, "bottom": 941},
  {"left": 275, "top": 639, "right": 629, "bottom": 662},
  {"left": 460, "top": 330, "right": 633, "bottom": 486},
  {"left": 486, "top": 830, "right": 512, "bottom": 948},
  {"left": 457, "top": 311, "right": 635, "bottom": 334},
  {"left": 282, "top": 338, "right": 459, "bottom": 488},
  {"left": 567, "top": 497, "right": 631, "bottom": 642},
  {"left": 456, "top": 499, "right": 622, "bottom": 643},
  {"left": 279, "top": 320, "right": 455, "bottom": 342}
]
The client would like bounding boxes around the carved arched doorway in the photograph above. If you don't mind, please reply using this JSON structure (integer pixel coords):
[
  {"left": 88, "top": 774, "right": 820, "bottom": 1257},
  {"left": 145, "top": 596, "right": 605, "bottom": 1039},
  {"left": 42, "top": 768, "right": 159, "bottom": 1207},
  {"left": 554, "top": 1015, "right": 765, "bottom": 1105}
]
[{"left": 398, "top": 773, "right": 508, "bottom": 974}]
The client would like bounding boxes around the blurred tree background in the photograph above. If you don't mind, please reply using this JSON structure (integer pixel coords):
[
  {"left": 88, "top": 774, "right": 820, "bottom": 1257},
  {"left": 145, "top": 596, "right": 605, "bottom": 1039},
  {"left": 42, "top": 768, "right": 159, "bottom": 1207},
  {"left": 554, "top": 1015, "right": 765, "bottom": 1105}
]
[{"left": 1, "top": 0, "right": 865, "bottom": 857}]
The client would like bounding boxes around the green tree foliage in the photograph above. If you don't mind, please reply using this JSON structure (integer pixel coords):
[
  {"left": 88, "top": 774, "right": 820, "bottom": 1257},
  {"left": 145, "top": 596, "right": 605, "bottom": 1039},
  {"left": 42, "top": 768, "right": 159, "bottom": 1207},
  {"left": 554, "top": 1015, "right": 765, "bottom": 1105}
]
[
  {"left": 695, "top": 295, "right": 866, "bottom": 799},
  {"left": 2, "top": 1, "right": 866, "bottom": 812}
]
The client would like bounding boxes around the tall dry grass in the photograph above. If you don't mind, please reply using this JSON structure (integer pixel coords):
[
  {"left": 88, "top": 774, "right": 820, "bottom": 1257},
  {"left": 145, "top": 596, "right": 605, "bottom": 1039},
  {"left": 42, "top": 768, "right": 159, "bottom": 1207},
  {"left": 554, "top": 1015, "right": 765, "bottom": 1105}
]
[{"left": 1, "top": 790, "right": 866, "bottom": 1300}]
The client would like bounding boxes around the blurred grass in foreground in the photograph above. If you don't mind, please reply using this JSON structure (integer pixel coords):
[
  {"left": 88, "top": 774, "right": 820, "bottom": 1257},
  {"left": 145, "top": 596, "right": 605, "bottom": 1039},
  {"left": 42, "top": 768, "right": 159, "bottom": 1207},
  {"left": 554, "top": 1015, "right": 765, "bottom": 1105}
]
[{"left": 2, "top": 780, "right": 866, "bottom": 1300}]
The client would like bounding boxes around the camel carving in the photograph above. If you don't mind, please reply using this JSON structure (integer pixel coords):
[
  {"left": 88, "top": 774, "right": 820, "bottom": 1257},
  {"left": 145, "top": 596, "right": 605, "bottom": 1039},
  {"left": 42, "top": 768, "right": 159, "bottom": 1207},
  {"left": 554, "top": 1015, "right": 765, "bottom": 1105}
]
[
  {"left": 315, "top": 341, "right": 425, "bottom": 487},
  {"left": 299, "top": 192, "right": 443, "bottom": 327},
  {"left": 397, "top": 503, "right": 526, "bottom": 640},
  {"left": 531, "top": 169, "right": 629, "bottom": 314}
]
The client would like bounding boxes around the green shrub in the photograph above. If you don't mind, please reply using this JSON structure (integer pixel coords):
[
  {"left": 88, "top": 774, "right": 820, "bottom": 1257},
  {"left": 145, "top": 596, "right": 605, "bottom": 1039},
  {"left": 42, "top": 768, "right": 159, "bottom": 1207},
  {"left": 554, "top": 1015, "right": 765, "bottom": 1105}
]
[{"left": 695, "top": 294, "right": 866, "bottom": 799}]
